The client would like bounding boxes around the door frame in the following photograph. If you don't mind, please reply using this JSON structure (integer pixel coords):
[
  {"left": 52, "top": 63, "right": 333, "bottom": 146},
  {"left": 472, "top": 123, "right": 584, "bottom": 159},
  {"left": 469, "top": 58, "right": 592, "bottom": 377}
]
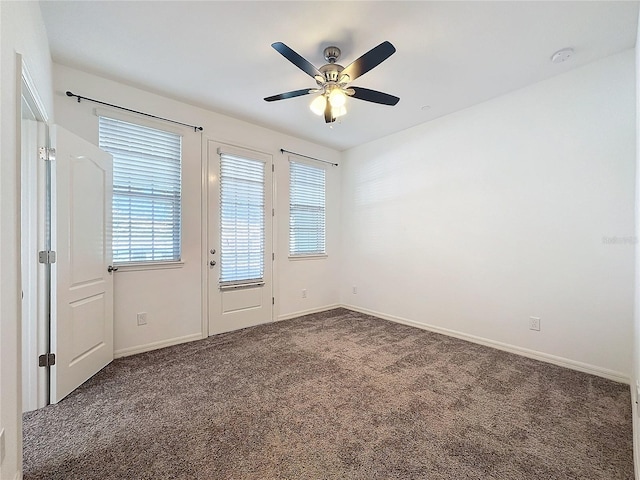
[
  {"left": 20, "top": 60, "right": 50, "bottom": 412},
  {"left": 200, "top": 137, "right": 277, "bottom": 337}
]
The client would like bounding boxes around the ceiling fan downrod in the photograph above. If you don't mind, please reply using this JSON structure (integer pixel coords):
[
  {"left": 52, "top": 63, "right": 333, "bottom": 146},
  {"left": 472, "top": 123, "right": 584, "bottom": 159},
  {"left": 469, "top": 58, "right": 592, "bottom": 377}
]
[{"left": 323, "top": 46, "right": 341, "bottom": 63}]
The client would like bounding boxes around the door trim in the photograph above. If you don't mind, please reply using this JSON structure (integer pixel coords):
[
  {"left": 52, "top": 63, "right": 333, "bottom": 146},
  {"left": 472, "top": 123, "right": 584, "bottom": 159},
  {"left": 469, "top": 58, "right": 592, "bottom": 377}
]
[
  {"left": 20, "top": 60, "right": 50, "bottom": 412},
  {"left": 200, "top": 136, "right": 209, "bottom": 337}
]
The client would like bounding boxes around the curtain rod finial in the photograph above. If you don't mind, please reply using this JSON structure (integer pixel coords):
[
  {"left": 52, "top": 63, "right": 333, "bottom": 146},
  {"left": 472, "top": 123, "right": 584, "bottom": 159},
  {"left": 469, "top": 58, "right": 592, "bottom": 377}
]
[{"left": 65, "top": 91, "right": 81, "bottom": 102}]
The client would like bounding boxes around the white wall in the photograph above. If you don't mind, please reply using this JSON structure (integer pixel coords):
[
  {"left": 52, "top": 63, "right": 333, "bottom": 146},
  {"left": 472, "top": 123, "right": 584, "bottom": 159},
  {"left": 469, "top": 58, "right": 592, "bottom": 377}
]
[
  {"left": 632, "top": 9, "right": 640, "bottom": 476},
  {"left": 0, "top": 2, "right": 54, "bottom": 478},
  {"left": 340, "top": 50, "right": 636, "bottom": 382},
  {"left": 53, "top": 64, "right": 341, "bottom": 356}
]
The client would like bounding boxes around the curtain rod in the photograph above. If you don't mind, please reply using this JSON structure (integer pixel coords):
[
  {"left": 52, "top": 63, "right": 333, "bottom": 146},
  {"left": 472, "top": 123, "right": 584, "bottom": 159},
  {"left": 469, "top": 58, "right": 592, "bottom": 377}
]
[
  {"left": 65, "top": 91, "right": 204, "bottom": 132},
  {"left": 280, "top": 148, "right": 338, "bottom": 167}
]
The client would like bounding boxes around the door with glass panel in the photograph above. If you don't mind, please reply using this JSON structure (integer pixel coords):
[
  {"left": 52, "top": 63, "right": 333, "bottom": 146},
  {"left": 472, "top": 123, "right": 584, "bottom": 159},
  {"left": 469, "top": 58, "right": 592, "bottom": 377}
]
[{"left": 207, "top": 141, "right": 273, "bottom": 335}]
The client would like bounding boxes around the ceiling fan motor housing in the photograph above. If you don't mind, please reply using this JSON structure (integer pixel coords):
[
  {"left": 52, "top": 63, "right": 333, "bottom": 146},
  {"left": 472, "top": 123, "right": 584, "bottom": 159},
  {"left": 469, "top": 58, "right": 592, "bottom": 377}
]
[{"left": 319, "top": 63, "right": 344, "bottom": 83}]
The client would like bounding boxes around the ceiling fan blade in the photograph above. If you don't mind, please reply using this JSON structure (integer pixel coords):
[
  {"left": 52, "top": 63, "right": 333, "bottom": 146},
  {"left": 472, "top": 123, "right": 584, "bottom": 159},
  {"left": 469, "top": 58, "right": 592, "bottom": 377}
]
[
  {"left": 324, "top": 97, "right": 334, "bottom": 123},
  {"left": 350, "top": 87, "right": 400, "bottom": 106},
  {"left": 264, "top": 89, "right": 313, "bottom": 102},
  {"left": 272, "top": 42, "right": 322, "bottom": 79},
  {"left": 341, "top": 41, "right": 396, "bottom": 82}
]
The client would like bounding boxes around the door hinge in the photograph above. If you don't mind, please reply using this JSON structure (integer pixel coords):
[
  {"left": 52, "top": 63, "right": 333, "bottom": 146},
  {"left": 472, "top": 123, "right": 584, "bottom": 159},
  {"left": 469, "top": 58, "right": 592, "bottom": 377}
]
[
  {"left": 272, "top": 252, "right": 275, "bottom": 261},
  {"left": 272, "top": 208, "right": 275, "bottom": 217},
  {"left": 38, "top": 147, "right": 56, "bottom": 162},
  {"left": 38, "top": 353, "right": 56, "bottom": 367},
  {"left": 38, "top": 250, "right": 57, "bottom": 264},
  {"left": 272, "top": 297, "right": 275, "bottom": 305},
  {"left": 272, "top": 164, "right": 274, "bottom": 172}
]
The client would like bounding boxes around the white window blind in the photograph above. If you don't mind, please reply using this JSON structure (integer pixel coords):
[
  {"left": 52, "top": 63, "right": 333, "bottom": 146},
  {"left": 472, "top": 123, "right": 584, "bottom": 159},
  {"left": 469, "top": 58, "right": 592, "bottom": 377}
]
[
  {"left": 98, "top": 116, "right": 182, "bottom": 264},
  {"left": 289, "top": 160, "right": 326, "bottom": 256},
  {"left": 219, "top": 154, "right": 265, "bottom": 286}
]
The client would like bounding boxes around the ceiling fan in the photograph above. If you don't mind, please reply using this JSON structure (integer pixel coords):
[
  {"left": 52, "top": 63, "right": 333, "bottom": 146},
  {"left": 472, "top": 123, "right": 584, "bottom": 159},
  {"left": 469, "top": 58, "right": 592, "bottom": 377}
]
[{"left": 264, "top": 41, "right": 400, "bottom": 124}]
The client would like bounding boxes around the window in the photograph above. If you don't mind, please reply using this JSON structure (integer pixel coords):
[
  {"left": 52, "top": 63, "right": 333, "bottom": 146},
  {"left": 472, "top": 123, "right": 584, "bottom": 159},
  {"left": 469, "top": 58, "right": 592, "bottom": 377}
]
[
  {"left": 98, "top": 116, "right": 182, "bottom": 264},
  {"left": 219, "top": 153, "right": 265, "bottom": 286},
  {"left": 289, "top": 160, "right": 326, "bottom": 256}
]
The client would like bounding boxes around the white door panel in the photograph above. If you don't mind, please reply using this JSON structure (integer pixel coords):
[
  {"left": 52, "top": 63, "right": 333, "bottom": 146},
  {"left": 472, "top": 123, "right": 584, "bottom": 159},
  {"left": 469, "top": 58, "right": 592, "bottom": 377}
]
[
  {"left": 51, "top": 125, "right": 113, "bottom": 403},
  {"left": 207, "top": 141, "right": 273, "bottom": 335},
  {"left": 222, "top": 287, "right": 263, "bottom": 314}
]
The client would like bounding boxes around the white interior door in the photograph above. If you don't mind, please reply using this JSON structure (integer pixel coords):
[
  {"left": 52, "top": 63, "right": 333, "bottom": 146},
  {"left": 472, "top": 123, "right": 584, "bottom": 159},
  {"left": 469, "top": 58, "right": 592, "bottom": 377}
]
[
  {"left": 51, "top": 125, "right": 114, "bottom": 403},
  {"left": 207, "top": 141, "right": 273, "bottom": 335}
]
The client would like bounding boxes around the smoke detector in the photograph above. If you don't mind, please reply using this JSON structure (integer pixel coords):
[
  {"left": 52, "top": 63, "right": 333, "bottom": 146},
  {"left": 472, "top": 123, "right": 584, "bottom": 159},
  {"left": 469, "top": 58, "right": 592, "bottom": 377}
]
[{"left": 551, "top": 48, "right": 574, "bottom": 64}]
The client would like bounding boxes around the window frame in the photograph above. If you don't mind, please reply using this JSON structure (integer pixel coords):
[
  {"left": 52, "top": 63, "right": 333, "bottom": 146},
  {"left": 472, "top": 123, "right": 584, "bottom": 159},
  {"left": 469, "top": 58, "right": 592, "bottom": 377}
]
[
  {"left": 288, "top": 157, "right": 327, "bottom": 259},
  {"left": 97, "top": 110, "right": 184, "bottom": 270}
]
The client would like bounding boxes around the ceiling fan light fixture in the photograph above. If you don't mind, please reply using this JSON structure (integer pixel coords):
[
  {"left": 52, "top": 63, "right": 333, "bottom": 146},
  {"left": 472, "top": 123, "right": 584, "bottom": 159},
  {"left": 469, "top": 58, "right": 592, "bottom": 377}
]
[
  {"left": 332, "top": 105, "right": 347, "bottom": 118},
  {"left": 310, "top": 95, "right": 327, "bottom": 116},
  {"left": 329, "top": 88, "right": 346, "bottom": 108},
  {"left": 266, "top": 41, "right": 399, "bottom": 124}
]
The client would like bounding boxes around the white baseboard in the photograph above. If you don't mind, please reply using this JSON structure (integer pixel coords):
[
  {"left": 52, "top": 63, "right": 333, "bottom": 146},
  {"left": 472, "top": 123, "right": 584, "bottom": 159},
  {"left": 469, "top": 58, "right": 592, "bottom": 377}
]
[
  {"left": 342, "top": 304, "right": 630, "bottom": 385},
  {"left": 114, "top": 306, "right": 344, "bottom": 358},
  {"left": 114, "top": 333, "right": 204, "bottom": 359},
  {"left": 111, "top": 305, "right": 629, "bottom": 383},
  {"left": 633, "top": 395, "right": 640, "bottom": 480},
  {"left": 632, "top": 376, "right": 640, "bottom": 480},
  {"left": 277, "top": 304, "right": 341, "bottom": 322},
  {"left": 14, "top": 470, "right": 23, "bottom": 480}
]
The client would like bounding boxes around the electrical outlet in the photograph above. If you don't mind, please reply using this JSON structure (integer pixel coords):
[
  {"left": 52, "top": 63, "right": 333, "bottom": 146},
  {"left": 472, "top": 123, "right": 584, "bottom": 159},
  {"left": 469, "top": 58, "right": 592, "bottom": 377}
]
[
  {"left": 529, "top": 316, "right": 540, "bottom": 331},
  {"left": 352, "top": 286, "right": 357, "bottom": 294},
  {"left": 302, "top": 289, "right": 307, "bottom": 299},
  {"left": 137, "top": 312, "right": 147, "bottom": 326}
]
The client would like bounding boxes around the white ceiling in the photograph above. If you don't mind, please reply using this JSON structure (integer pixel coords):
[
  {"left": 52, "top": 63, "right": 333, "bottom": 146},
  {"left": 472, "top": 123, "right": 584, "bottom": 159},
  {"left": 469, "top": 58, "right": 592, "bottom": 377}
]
[{"left": 40, "top": 1, "right": 638, "bottom": 151}]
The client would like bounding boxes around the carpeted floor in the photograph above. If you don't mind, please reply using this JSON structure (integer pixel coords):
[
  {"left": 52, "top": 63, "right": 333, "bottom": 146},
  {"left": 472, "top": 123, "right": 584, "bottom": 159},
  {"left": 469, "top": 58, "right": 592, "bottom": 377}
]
[{"left": 23, "top": 308, "right": 633, "bottom": 479}]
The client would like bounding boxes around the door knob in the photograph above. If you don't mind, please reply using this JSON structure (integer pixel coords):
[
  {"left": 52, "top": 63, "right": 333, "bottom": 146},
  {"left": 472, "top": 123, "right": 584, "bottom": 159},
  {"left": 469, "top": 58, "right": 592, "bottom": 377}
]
[
  {"left": 209, "top": 260, "right": 216, "bottom": 267},
  {"left": 210, "top": 248, "right": 216, "bottom": 254},
  {"left": 108, "top": 265, "right": 118, "bottom": 273}
]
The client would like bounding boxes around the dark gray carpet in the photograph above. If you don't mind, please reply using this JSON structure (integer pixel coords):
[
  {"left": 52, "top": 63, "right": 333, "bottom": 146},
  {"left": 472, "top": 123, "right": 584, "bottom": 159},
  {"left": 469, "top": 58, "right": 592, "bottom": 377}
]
[{"left": 23, "top": 308, "right": 633, "bottom": 479}]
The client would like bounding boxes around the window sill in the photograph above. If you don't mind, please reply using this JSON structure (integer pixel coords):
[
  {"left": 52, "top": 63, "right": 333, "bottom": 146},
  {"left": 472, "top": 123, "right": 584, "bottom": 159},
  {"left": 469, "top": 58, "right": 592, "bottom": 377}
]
[
  {"left": 113, "top": 261, "right": 184, "bottom": 273},
  {"left": 288, "top": 254, "right": 328, "bottom": 261}
]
